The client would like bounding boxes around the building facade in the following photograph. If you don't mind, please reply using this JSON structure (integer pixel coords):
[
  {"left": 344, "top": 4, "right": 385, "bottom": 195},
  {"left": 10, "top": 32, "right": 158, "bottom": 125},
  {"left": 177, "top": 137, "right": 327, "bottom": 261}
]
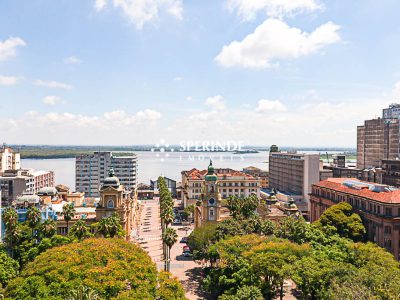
[
  {"left": 357, "top": 104, "right": 400, "bottom": 170},
  {"left": 95, "top": 169, "right": 138, "bottom": 240},
  {"left": 0, "top": 145, "right": 20, "bottom": 173},
  {"left": 310, "top": 178, "right": 400, "bottom": 260},
  {"left": 242, "top": 166, "right": 269, "bottom": 188},
  {"left": 0, "top": 169, "right": 54, "bottom": 205},
  {"left": 268, "top": 151, "right": 320, "bottom": 213},
  {"left": 181, "top": 165, "right": 262, "bottom": 208},
  {"left": 75, "top": 151, "right": 137, "bottom": 197}
]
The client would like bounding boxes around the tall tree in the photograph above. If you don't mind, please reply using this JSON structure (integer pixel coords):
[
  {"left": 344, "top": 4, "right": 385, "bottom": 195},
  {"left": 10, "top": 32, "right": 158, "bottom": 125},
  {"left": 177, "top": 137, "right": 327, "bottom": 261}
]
[
  {"left": 39, "top": 219, "right": 57, "bottom": 238},
  {"left": 61, "top": 203, "right": 76, "bottom": 234},
  {"left": 315, "top": 202, "right": 366, "bottom": 241},
  {"left": 26, "top": 206, "right": 41, "bottom": 238},
  {"left": 2, "top": 207, "right": 20, "bottom": 258},
  {"left": 69, "top": 219, "right": 91, "bottom": 241},
  {"left": 162, "top": 227, "right": 178, "bottom": 272}
]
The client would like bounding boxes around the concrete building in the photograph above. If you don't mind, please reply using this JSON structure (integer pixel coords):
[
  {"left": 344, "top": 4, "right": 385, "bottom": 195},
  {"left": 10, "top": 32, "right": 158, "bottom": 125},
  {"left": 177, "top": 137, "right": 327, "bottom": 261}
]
[
  {"left": 310, "top": 178, "right": 400, "bottom": 260},
  {"left": 0, "top": 144, "right": 20, "bottom": 173},
  {"left": 357, "top": 104, "right": 400, "bottom": 169},
  {"left": 150, "top": 177, "right": 177, "bottom": 197},
  {"left": 381, "top": 159, "right": 400, "bottom": 187},
  {"left": 268, "top": 151, "right": 320, "bottom": 214},
  {"left": 0, "top": 169, "right": 54, "bottom": 205},
  {"left": 242, "top": 166, "right": 269, "bottom": 188},
  {"left": 75, "top": 151, "right": 137, "bottom": 197},
  {"left": 181, "top": 164, "right": 262, "bottom": 208}
]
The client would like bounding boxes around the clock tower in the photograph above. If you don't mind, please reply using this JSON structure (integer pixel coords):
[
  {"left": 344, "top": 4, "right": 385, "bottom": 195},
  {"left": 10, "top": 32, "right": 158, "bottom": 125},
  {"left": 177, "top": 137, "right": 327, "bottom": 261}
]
[{"left": 195, "top": 160, "right": 222, "bottom": 227}]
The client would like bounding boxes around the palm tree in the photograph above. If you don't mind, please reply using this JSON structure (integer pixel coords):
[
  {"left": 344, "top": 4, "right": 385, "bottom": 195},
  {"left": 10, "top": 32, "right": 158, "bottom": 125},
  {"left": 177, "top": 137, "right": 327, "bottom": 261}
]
[
  {"left": 26, "top": 206, "right": 41, "bottom": 238},
  {"left": 69, "top": 219, "right": 91, "bottom": 241},
  {"left": 2, "top": 207, "right": 18, "bottom": 229},
  {"left": 161, "top": 207, "right": 174, "bottom": 228},
  {"left": 162, "top": 227, "right": 178, "bottom": 272},
  {"left": 61, "top": 203, "right": 75, "bottom": 234},
  {"left": 2, "top": 207, "right": 19, "bottom": 258},
  {"left": 96, "top": 215, "right": 122, "bottom": 238},
  {"left": 39, "top": 219, "right": 57, "bottom": 238}
]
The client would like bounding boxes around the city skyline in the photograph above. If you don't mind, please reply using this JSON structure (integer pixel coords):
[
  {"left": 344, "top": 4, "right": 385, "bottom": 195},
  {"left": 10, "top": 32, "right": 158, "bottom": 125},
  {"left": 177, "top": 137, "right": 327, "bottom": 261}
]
[{"left": 1, "top": 1, "right": 400, "bottom": 146}]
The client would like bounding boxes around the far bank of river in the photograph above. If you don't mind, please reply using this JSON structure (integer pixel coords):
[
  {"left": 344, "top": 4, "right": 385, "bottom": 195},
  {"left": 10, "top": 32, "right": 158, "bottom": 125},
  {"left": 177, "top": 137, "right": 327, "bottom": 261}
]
[{"left": 21, "top": 150, "right": 350, "bottom": 191}]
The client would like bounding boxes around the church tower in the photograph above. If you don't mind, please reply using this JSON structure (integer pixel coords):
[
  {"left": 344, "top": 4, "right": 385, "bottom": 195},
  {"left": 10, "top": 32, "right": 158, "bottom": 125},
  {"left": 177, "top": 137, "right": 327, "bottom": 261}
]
[{"left": 195, "top": 160, "right": 222, "bottom": 227}]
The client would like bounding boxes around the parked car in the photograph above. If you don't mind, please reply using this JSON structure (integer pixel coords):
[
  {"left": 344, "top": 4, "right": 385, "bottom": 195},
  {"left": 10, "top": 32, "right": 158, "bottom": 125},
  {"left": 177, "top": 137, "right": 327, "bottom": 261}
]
[
  {"left": 180, "top": 236, "right": 188, "bottom": 243},
  {"left": 183, "top": 250, "right": 192, "bottom": 257},
  {"left": 173, "top": 218, "right": 182, "bottom": 225}
]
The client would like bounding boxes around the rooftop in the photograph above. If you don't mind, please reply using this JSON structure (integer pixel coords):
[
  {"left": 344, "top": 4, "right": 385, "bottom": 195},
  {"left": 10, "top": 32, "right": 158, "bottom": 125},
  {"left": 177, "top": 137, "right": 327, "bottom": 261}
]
[
  {"left": 314, "top": 178, "right": 400, "bottom": 204},
  {"left": 183, "top": 167, "right": 257, "bottom": 180}
]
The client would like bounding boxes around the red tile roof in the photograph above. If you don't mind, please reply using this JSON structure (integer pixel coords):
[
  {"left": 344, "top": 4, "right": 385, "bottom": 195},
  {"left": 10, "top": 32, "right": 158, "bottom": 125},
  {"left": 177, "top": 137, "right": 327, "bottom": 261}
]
[
  {"left": 314, "top": 178, "right": 400, "bottom": 204},
  {"left": 184, "top": 168, "right": 257, "bottom": 180}
]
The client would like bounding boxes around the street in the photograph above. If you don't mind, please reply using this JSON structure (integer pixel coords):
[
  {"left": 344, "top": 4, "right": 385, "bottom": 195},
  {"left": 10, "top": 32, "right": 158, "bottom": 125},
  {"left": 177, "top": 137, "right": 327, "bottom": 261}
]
[{"left": 136, "top": 199, "right": 203, "bottom": 300}]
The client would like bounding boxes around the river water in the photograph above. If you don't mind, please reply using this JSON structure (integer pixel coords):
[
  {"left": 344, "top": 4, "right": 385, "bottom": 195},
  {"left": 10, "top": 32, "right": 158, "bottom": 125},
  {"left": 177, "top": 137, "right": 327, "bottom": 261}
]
[{"left": 21, "top": 150, "right": 343, "bottom": 191}]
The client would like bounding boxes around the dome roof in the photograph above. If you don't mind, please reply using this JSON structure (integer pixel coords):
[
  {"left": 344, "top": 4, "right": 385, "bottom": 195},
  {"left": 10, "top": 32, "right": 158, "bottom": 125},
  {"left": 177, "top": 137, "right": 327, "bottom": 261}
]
[
  {"left": 102, "top": 168, "right": 121, "bottom": 189},
  {"left": 205, "top": 160, "right": 218, "bottom": 181},
  {"left": 37, "top": 187, "right": 58, "bottom": 196}
]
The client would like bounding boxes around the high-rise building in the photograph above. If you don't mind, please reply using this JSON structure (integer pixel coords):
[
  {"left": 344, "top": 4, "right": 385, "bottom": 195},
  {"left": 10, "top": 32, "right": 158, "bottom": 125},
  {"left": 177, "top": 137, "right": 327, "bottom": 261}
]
[
  {"left": 268, "top": 151, "right": 320, "bottom": 214},
  {"left": 75, "top": 151, "right": 137, "bottom": 197},
  {"left": 357, "top": 104, "right": 400, "bottom": 169},
  {"left": 0, "top": 144, "right": 20, "bottom": 173}
]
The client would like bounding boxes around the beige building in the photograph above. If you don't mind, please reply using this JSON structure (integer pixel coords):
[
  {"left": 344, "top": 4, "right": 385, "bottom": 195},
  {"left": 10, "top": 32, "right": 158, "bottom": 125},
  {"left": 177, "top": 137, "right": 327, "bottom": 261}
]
[
  {"left": 0, "top": 169, "right": 54, "bottom": 205},
  {"left": 269, "top": 150, "right": 320, "bottom": 214},
  {"left": 0, "top": 144, "right": 20, "bottom": 173},
  {"left": 310, "top": 178, "right": 400, "bottom": 260},
  {"left": 194, "top": 161, "right": 230, "bottom": 228},
  {"left": 181, "top": 164, "right": 262, "bottom": 208},
  {"left": 95, "top": 169, "right": 138, "bottom": 240}
]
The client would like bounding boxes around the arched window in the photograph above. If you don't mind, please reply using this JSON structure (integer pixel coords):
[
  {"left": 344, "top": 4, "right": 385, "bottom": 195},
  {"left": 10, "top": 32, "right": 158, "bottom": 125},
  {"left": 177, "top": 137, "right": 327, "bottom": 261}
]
[
  {"left": 209, "top": 207, "right": 215, "bottom": 220},
  {"left": 107, "top": 199, "right": 114, "bottom": 208}
]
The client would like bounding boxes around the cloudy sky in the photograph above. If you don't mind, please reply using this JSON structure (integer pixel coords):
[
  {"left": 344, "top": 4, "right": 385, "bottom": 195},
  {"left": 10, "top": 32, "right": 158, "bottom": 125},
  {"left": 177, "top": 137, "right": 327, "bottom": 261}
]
[{"left": 0, "top": 0, "right": 399, "bottom": 147}]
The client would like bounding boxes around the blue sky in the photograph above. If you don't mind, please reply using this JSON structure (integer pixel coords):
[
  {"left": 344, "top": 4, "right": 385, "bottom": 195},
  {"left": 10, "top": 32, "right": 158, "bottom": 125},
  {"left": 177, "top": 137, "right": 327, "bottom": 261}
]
[{"left": 0, "top": 0, "right": 400, "bottom": 146}]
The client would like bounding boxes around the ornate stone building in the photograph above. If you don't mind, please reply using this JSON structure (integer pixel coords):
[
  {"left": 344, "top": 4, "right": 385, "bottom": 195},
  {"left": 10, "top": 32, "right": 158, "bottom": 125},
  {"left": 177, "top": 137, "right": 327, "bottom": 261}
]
[
  {"left": 95, "top": 169, "right": 137, "bottom": 240},
  {"left": 195, "top": 161, "right": 225, "bottom": 228}
]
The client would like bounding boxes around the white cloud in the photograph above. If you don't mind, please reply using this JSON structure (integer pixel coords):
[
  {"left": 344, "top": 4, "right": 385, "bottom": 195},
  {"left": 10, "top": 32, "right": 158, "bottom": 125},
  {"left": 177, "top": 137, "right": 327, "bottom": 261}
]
[
  {"left": 0, "top": 109, "right": 163, "bottom": 144},
  {"left": 205, "top": 95, "right": 226, "bottom": 111},
  {"left": 0, "top": 37, "right": 26, "bottom": 62},
  {"left": 255, "top": 99, "right": 286, "bottom": 113},
  {"left": 227, "top": 0, "right": 323, "bottom": 21},
  {"left": 104, "top": 0, "right": 183, "bottom": 29},
  {"left": 64, "top": 56, "right": 82, "bottom": 64},
  {"left": 215, "top": 18, "right": 341, "bottom": 69},
  {"left": 0, "top": 75, "right": 18, "bottom": 86},
  {"left": 34, "top": 79, "right": 73, "bottom": 90},
  {"left": 95, "top": 0, "right": 107, "bottom": 11},
  {"left": 173, "top": 76, "right": 183, "bottom": 81},
  {"left": 42, "top": 96, "right": 64, "bottom": 106}
]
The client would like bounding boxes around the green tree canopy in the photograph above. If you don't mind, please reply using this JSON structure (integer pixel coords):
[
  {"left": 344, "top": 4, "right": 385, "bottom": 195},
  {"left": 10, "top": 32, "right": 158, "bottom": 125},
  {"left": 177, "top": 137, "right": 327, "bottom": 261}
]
[
  {"left": 6, "top": 238, "right": 186, "bottom": 300},
  {"left": 314, "top": 202, "right": 366, "bottom": 241}
]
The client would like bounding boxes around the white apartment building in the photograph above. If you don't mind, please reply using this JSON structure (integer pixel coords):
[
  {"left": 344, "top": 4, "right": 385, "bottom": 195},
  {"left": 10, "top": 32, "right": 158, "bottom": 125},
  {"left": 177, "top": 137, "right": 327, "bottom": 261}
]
[
  {"left": 269, "top": 151, "right": 320, "bottom": 214},
  {"left": 0, "top": 145, "right": 20, "bottom": 173},
  {"left": 75, "top": 151, "right": 137, "bottom": 197},
  {"left": 181, "top": 166, "right": 262, "bottom": 207}
]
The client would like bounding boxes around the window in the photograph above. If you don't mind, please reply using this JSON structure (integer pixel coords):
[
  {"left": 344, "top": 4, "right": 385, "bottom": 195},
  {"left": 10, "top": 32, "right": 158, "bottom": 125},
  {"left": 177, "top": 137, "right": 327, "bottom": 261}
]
[
  {"left": 107, "top": 199, "right": 114, "bottom": 208},
  {"left": 385, "top": 207, "right": 392, "bottom": 216},
  {"left": 209, "top": 207, "right": 215, "bottom": 220},
  {"left": 385, "top": 226, "right": 392, "bottom": 234}
]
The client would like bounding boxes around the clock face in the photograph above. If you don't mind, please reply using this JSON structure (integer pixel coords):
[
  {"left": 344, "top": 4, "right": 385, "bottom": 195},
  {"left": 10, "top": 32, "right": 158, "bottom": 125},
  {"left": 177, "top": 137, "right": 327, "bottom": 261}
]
[{"left": 208, "top": 198, "right": 215, "bottom": 206}]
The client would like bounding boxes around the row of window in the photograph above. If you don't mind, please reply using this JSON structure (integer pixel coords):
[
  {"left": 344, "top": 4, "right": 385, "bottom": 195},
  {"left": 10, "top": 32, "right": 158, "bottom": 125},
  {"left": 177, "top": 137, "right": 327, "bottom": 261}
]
[{"left": 314, "top": 187, "right": 400, "bottom": 217}]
